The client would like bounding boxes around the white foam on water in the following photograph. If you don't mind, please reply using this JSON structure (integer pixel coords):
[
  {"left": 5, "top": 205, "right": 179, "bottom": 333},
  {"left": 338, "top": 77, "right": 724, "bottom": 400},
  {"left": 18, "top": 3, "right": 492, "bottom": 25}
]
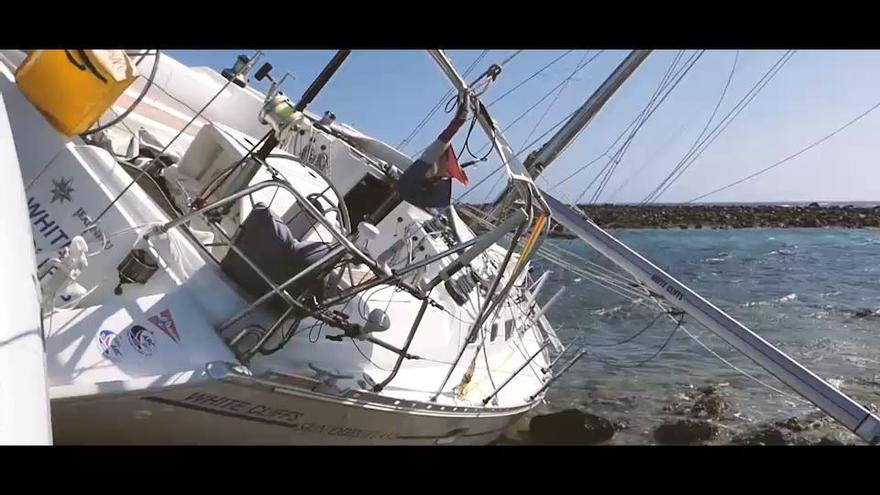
[{"left": 777, "top": 293, "right": 798, "bottom": 303}]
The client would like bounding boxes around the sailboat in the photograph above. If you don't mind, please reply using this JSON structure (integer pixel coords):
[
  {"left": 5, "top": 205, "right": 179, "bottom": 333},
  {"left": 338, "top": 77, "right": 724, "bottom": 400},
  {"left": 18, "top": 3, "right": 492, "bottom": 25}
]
[{"left": 0, "top": 48, "right": 876, "bottom": 445}]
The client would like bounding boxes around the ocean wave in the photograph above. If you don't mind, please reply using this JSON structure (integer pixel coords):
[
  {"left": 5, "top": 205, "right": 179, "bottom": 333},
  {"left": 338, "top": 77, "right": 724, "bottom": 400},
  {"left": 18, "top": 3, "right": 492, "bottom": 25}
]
[
  {"left": 591, "top": 305, "right": 635, "bottom": 320},
  {"left": 769, "top": 249, "right": 797, "bottom": 256},
  {"left": 852, "top": 307, "right": 880, "bottom": 318},
  {"left": 800, "top": 303, "right": 880, "bottom": 319},
  {"left": 821, "top": 290, "right": 842, "bottom": 297},
  {"left": 703, "top": 252, "right": 732, "bottom": 264},
  {"left": 828, "top": 378, "right": 844, "bottom": 390},
  {"left": 804, "top": 337, "right": 840, "bottom": 351},
  {"left": 741, "top": 293, "right": 799, "bottom": 308},
  {"left": 777, "top": 293, "right": 798, "bottom": 303}
]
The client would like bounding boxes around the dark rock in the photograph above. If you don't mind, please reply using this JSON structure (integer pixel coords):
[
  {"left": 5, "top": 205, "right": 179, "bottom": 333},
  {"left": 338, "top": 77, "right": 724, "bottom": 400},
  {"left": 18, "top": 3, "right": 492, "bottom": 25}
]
[
  {"left": 662, "top": 401, "right": 689, "bottom": 416},
  {"left": 471, "top": 202, "right": 878, "bottom": 230},
  {"left": 491, "top": 433, "right": 527, "bottom": 445},
  {"left": 854, "top": 308, "right": 878, "bottom": 318},
  {"left": 732, "top": 426, "right": 790, "bottom": 445},
  {"left": 528, "top": 409, "right": 615, "bottom": 444},
  {"left": 815, "top": 436, "right": 844, "bottom": 446},
  {"left": 613, "top": 419, "right": 631, "bottom": 432},
  {"left": 653, "top": 419, "right": 718, "bottom": 445},
  {"left": 698, "top": 385, "right": 718, "bottom": 395},
  {"left": 790, "top": 434, "right": 845, "bottom": 446},
  {"left": 500, "top": 413, "right": 533, "bottom": 443},
  {"left": 691, "top": 393, "right": 730, "bottom": 420},
  {"left": 774, "top": 417, "right": 810, "bottom": 433}
]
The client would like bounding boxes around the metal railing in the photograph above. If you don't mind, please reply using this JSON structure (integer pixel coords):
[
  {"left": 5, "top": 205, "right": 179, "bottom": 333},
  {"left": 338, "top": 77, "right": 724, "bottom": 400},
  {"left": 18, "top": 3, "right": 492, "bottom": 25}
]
[
  {"left": 371, "top": 208, "right": 529, "bottom": 392},
  {"left": 149, "top": 160, "right": 553, "bottom": 401},
  {"left": 149, "top": 178, "right": 373, "bottom": 359}
]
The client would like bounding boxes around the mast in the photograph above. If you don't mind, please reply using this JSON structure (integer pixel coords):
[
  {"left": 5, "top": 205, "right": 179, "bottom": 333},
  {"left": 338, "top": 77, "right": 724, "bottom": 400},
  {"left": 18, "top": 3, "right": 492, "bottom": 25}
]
[{"left": 524, "top": 49, "right": 651, "bottom": 178}]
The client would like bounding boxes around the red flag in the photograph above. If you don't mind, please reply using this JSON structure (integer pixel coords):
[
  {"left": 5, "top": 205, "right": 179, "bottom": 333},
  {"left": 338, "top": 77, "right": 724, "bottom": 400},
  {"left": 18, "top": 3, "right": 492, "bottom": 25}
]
[{"left": 438, "top": 146, "right": 469, "bottom": 187}]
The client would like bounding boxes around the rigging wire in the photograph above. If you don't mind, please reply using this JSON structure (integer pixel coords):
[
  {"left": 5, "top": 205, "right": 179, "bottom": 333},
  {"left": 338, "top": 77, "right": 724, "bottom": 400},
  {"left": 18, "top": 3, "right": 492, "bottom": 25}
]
[
  {"left": 79, "top": 50, "right": 161, "bottom": 138},
  {"left": 583, "top": 51, "right": 694, "bottom": 204},
  {"left": 396, "top": 50, "right": 489, "bottom": 151},
  {"left": 578, "top": 310, "right": 666, "bottom": 348},
  {"left": 407, "top": 49, "right": 549, "bottom": 159},
  {"left": 687, "top": 94, "right": 880, "bottom": 203},
  {"left": 579, "top": 50, "right": 705, "bottom": 205},
  {"left": 643, "top": 297, "right": 809, "bottom": 403},
  {"left": 643, "top": 50, "right": 796, "bottom": 204},
  {"left": 545, "top": 50, "right": 691, "bottom": 194},
  {"left": 464, "top": 210, "right": 653, "bottom": 304},
  {"left": 591, "top": 313, "right": 683, "bottom": 368},
  {"left": 470, "top": 50, "right": 606, "bottom": 162},
  {"left": 603, "top": 119, "right": 693, "bottom": 202},
  {"left": 639, "top": 50, "right": 740, "bottom": 203},
  {"left": 454, "top": 52, "right": 606, "bottom": 205},
  {"left": 459, "top": 203, "right": 809, "bottom": 402},
  {"left": 323, "top": 50, "right": 831, "bottom": 404},
  {"left": 486, "top": 50, "right": 575, "bottom": 107},
  {"left": 478, "top": 51, "right": 595, "bottom": 203},
  {"left": 601, "top": 53, "right": 729, "bottom": 202},
  {"left": 499, "top": 50, "right": 525, "bottom": 67},
  {"left": 454, "top": 108, "right": 579, "bottom": 204},
  {"left": 82, "top": 51, "right": 261, "bottom": 232}
]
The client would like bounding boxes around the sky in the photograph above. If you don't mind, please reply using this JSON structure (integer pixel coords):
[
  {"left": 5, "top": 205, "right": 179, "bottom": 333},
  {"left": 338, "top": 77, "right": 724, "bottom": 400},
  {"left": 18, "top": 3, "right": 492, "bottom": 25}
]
[{"left": 167, "top": 49, "right": 880, "bottom": 205}]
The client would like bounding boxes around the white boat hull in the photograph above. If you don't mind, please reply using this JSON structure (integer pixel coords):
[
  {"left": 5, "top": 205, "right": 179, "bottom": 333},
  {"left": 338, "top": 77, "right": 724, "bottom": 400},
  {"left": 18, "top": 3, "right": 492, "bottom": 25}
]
[
  {"left": 51, "top": 364, "right": 528, "bottom": 445},
  {"left": 0, "top": 91, "right": 52, "bottom": 445},
  {"left": 0, "top": 51, "right": 551, "bottom": 445}
]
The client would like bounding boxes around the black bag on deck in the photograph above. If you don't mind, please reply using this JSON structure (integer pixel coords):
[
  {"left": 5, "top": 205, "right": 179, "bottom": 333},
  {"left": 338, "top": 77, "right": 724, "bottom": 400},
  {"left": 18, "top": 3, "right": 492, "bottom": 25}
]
[{"left": 221, "top": 203, "right": 332, "bottom": 309}]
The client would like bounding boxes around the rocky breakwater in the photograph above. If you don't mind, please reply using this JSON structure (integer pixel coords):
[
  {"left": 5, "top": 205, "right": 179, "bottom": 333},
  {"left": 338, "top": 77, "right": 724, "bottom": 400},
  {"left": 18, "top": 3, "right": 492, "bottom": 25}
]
[{"left": 565, "top": 203, "right": 880, "bottom": 231}]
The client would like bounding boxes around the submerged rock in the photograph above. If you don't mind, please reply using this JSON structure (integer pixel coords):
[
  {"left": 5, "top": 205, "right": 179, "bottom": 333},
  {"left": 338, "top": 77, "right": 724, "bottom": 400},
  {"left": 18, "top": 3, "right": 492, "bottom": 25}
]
[
  {"left": 732, "top": 426, "right": 790, "bottom": 445},
  {"left": 613, "top": 419, "right": 631, "bottom": 432},
  {"left": 653, "top": 419, "right": 719, "bottom": 445},
  {"left": 814, "top": 436, "right": 845, "bottom": 446},
  {"left": 528, "top": 409, "right": 615, "bottom": 444},
  {"left": 491, "top": 433, "right": 528, "bottom": 445},
  {"left": 691, "top": 392, "right": 730, "bottom": 420},
  {"left": 774, "top": 417, "right": 809, "bottom": 433},
  {"left": 698, "top": 385, "right": 718, "bottom": 395},
  {"left": 662, "top": 401, "right": 690, "bottom": 416},
  {"left": 853, "top": 308, "right": 879, "bottom": 318},
  {"left": 774, "top": 416, "right": 824, "bottom": 433}
]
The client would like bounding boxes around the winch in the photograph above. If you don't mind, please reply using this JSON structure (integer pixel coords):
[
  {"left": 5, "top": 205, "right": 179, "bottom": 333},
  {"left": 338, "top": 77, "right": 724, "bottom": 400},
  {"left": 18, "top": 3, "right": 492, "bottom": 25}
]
[{"left": 113, "top": 248, "right": 159, "bottom": 295}]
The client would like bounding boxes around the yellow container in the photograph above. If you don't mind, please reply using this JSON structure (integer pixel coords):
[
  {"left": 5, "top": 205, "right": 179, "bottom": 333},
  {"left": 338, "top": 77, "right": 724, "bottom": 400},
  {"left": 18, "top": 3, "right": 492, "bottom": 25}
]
[{"left": 15, "top": 50, "right": 138, "bottom": 137}]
